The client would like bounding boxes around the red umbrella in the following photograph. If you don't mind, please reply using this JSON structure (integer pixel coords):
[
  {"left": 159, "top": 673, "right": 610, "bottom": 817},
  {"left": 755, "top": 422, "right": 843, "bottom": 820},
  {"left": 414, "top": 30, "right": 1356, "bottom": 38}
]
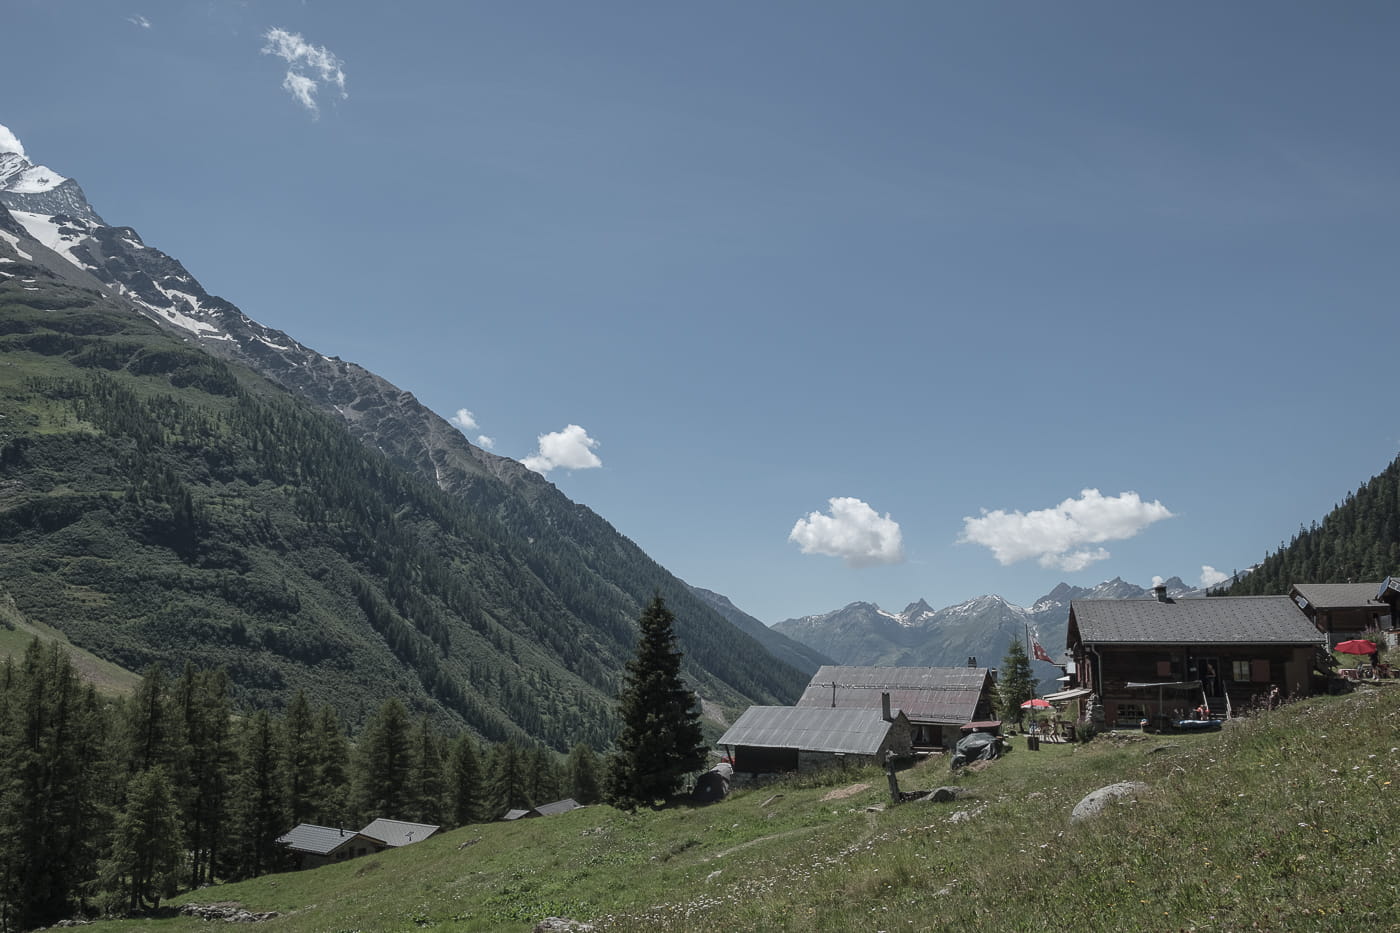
[
  {"left": 1020, "top": 698, "right": 1051, "bottom": 709},
  {"left": 1336, "top": 639, "right": 1378, "bottom": 655}
]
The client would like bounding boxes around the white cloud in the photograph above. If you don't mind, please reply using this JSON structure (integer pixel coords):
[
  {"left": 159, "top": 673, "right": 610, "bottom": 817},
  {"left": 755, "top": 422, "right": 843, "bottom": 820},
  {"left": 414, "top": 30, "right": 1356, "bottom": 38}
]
[
  {"left": 0, "top": 124, "right": 25, "bottom": 159},
  {"left": 1151, "top": 575, "right": 1165, "bottom": 588},
  {"left": 960, "top": 488, "right": 1173, "bottom": 572},
  {"left": 522, "top": 424, "right": 602, "bottom": 474},
  {"left": 261, "top": 27, "right": 348, "bottom": 118},
  {"left": 1200, "top": 565, "right": 1230, "bottom": 588},
  {"left": 127, "top": 15, "right": 151, "bottom": 28},
  {"left": 476, "top": 435, "right": 495, "bottom": 450},
  {"left": 789, "top": 497, "right": 905, "bottom": 568},
  {"left": 449, "top": 408, "right": 479, "bottom": 431}
]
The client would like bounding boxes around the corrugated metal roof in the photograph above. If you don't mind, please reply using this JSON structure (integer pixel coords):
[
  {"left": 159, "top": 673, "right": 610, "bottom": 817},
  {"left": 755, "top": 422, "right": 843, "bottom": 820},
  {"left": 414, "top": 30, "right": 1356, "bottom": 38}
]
[
  {"left": 717, "top": 706, "right": 900, "bottom": 756},
  {"left": 532, "top": 798, "right": 581, "bottom": 817},
  {"left": 1290, "top": 582, "right": 1386, "bottom": 610},
  {"left": 359, "top": 818, "right": 439, "bottom": 847},
  {"left": 1071, "top": 596, "right": 1323, "bottom": 645},
  {"left": 796, "top": 666, "right": 991, "bottom": 724},
  {"left": 276, "top": 824, "right": 383, "bottom": 856},
  {"left": 1042, "top": 686, "right": 1092, "bottom": 702}
]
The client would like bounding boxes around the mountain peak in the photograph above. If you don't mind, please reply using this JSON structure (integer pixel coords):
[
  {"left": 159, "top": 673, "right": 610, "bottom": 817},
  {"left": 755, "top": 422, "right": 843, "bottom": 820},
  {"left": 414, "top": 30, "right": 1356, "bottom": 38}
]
[{"left": 0, "top": 149, "right": 104, "bottom": 226}]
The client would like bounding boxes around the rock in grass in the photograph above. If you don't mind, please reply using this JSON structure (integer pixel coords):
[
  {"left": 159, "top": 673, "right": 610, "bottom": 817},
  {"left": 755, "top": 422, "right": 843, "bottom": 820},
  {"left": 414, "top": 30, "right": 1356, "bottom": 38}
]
[
  {"left": 534, "top": 919, "right": 596, "bottom": 932},
  {"left": 1070, "top": 781, "right": 1148, "bottom": 823}
]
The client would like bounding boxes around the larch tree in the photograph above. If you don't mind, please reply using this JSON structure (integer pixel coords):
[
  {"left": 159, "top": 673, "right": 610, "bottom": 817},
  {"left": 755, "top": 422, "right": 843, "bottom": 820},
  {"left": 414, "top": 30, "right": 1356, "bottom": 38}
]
[
  {"left": 604, "top": 596, "right": 707, "bottom": 810},
  {"left": 566, "top": 743, "right": 601, "bottom": 805},
  {"left": 446, "top": 734, "right": 483, "bottom": 827},
  {"left": 351, "top": 699, "right": 413, "bottom": 822}
]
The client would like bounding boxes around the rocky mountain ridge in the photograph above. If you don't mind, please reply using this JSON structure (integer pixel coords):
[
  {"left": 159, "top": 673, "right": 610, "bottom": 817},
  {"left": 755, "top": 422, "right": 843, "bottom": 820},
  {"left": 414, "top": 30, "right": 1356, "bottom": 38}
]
[{"left": 772, "top": 576, "right": 1206, "bottom": 687}]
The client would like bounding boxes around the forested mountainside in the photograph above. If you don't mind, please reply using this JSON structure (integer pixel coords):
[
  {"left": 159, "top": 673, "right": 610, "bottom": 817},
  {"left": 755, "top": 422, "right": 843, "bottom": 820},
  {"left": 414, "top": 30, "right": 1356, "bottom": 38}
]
[
  {"left": 688, "top": 586, "right": 834, "bottom": 675},
  {"left": 0, "top": 254, "right": 804, "bottom": 749},
  {"left": 1225, "top": 455, "right": 1400, "bottom": 595}
]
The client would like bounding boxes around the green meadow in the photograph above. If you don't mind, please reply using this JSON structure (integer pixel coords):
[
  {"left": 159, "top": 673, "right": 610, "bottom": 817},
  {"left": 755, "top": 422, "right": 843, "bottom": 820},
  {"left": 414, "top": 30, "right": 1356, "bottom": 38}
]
[{"left": 83, "top": 684, "right": 1398, "bottom": 932}]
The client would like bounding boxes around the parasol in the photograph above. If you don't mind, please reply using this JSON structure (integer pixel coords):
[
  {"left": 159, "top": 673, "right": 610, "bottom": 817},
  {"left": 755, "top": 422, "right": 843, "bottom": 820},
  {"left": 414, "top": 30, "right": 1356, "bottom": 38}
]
[
  {"left": 1335, "top": 639, "right": 1378, "bottom": 655},
  {"left": 1020, "top": 698, "right": 1051, "bottom": 709}
]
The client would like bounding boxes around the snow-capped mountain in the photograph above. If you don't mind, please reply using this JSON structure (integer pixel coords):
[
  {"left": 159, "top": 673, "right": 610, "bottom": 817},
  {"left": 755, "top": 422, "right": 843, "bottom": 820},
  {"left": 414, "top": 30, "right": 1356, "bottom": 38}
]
[
  {"left": 0, "top": 151, "right": 103, "bottom": 225},
  {"left": 772, "top": 575, "right": 1216, "bottom": 689},
  {"left": 0, "top": 140, "right": 532, "bottom": 496}
]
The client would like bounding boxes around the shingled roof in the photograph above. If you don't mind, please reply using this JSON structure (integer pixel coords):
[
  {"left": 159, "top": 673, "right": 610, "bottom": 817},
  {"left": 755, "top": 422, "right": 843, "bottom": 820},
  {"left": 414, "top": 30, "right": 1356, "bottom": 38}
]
[
  {"left": 1070, "top": 596, "right": 1323, "bottom": 646},
  {"left": 717, "top": 706, "right": 903, "bottom": 756},
  {"left": 1290, "top": 582, "right": 1386, "bottom": 610},
  {"left": 796, "top": 666, "right": 990, "bottom": 724}
]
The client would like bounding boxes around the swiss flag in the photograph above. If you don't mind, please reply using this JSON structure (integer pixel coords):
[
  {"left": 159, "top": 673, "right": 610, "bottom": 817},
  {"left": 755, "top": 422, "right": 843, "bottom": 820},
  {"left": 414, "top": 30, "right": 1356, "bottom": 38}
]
[{"left": 1032, "top": 639, "right": 1053, "bottom": 664}]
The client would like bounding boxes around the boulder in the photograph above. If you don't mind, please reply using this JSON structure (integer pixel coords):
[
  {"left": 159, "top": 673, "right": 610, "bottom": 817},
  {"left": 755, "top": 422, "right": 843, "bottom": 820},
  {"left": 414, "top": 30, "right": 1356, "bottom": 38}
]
[{"left": 1070, "top": 781, "right": 1148, "bottom": 823}]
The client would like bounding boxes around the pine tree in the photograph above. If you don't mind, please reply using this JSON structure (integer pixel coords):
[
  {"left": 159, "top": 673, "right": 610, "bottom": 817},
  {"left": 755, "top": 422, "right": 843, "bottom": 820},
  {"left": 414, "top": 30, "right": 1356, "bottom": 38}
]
[
  {"left": 309, "top": 704, "right": 350, "bottom": 826},
  {"left": 227, "top": 711, "right": 288, "bottom": 879},
  {"left": 446, "top": 735, "right": 483, "bottom": 827},
  {"left": 486, "top": 741, "right": 531, "bottom": 818},
  {"left": 281, "top": 690, "right": 318, "bottom": 826},
  {"left": 565, "top": 743, "right": 601, "bottom": 805},
  {"left": 604, "top": 596, "right": 707, "bottom": 810},
  {"left": 351, "top": 699, "right": 413, "bottom": 822},
  {"left": 409, "top": 715, "right": 446, "bottom": 825},
  {"left": 996, "top": 637, "right": 1036, "bottom": 729},
  {"left": 102, "top": 766, "right": 183, "bottom": 913},
  {"left": 525, "top": 746, "right": 563, "bottom": 807},
  {"left": 173, "top": 665, "right": 232, "bottom": 887},
  {"left": 0, "top": 641, "right": 110, "bottom": 929}
]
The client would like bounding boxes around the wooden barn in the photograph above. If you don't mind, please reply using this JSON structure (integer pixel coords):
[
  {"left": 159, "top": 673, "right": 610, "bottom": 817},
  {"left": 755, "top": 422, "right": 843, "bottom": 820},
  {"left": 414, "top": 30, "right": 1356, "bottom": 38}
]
[
  {"left": 717, "top": 698, "right": 913, "bottom": 775},
  {"left": 795, "top": 665, "right": 995, "bottom": 750}
]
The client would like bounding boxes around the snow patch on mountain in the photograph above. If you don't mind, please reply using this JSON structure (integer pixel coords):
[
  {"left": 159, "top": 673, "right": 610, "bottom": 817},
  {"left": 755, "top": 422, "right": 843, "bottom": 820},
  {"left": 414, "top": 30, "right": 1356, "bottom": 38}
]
[
  {"left": 0, "top": 152, "right": 66, "bottom": 192},
  {"left": 0, "top": 230, "right": 33, "bottom": 261},
  {"left": 9, "top": 210, "right": 99, "bottom": 272}
]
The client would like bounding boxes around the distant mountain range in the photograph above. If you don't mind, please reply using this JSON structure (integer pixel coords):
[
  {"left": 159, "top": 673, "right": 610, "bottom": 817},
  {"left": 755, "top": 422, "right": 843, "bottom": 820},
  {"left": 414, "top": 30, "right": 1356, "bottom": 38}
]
[
  {"left": 0, "top": 137, "right": 809, "bottom": 746},
  {"left": 772, "top": 576, "right": 1209, "bottom": 689}
]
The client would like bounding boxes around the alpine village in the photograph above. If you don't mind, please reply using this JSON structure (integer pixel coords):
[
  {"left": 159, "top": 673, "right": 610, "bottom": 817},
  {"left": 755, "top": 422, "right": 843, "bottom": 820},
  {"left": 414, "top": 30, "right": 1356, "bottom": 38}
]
[{"left": 2, "top": 140, "right": 1399, "bottom": 933}]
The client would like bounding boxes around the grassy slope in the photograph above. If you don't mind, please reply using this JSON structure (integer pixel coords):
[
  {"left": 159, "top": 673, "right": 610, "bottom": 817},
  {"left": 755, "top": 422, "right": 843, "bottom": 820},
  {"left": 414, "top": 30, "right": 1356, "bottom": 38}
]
[
  {"left": 0, "top": 592, "right": 142, "bottom": 696},
  {"left": 83, "top": 685, "right": 1399, "bottom": 932}
]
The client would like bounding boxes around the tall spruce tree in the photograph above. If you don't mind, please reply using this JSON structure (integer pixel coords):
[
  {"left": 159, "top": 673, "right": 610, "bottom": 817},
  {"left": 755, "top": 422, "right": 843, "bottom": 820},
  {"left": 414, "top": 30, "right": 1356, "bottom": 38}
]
[
  {"left": 309, "top": 704, "right": 350, "bottom": 826},
  {"left": 486, "top": 741, "right": 531, "bottom": 818},
  {"left": 228, "top": 711, "right": 288, "bottom": 879},
  {"left": 351, "top": 699, "right": 413, "bottom": 822},
  {"left": 101, "top": 767, "right": 183, "bottom": 913},
  {"left": 566, "top": 743, "right": 601, "bottom": 805},
  {"left": 446, "top": 734, "right": 483, "bottom": 827},
  {"left": 996, "top": 637, "right": 1036, "bottom": 729},
  {"left": 409, "top": 715, "right": 446, "bottom": 825},
  {"left": 604, "top": 596, "right": 707, "bottom": 810}
]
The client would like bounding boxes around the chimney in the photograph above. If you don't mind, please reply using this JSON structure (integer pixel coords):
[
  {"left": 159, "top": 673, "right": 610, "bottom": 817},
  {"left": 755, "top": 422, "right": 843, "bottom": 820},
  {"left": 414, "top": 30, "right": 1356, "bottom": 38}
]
[
  {"left": 1154, "top": 584, "right": 1168, "bottom": 602},
  {"left": 967, "top": 656, "right": 977, "bottom": 668},
  {"left": 881, "top": 691, "right": 892, "bottom": 721}
]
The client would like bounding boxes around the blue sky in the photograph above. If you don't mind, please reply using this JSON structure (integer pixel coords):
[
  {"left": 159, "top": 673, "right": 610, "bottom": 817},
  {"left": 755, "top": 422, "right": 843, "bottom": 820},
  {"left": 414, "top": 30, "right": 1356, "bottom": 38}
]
[{"left": 6, "top": 2, "right": 1400, "bottom": 624}]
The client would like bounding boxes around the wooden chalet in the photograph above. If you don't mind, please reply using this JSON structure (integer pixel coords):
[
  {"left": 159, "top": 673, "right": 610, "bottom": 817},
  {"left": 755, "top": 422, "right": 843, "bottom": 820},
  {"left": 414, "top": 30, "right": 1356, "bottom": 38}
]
[
  {"left": 1288, "top": 582, "right": 1391, "bottom": 644},
  {"left": 358, "top": 818, "right": 439, "bottom": 847},
  {"left": 1377, "top": 578, "right": 1400, "bottom": 648},
  {"left": 500, "top": 798, "right": 583, "bottom": 821},
  {"left": 275, "top": 824, "right": 387, "bottom": 870},
  {"left": 717, "top": 700, "right": 913, "bottom": 775},
  {"left": 795, "top": 665, "right": 995, "bottom": 750},
  {"left": 1068, "top": 587, "right": 1325, "bottom": 727}
]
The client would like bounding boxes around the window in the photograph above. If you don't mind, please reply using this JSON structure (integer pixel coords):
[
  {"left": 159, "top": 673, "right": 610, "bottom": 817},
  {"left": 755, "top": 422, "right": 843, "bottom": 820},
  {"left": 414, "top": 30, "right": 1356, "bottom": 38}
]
[
  {"left": 1113, "top": 703, "right": 1145, "bottom": 728},
  {"left": 1232, "top": 660, "right": 1251, "bottom": 682}
]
